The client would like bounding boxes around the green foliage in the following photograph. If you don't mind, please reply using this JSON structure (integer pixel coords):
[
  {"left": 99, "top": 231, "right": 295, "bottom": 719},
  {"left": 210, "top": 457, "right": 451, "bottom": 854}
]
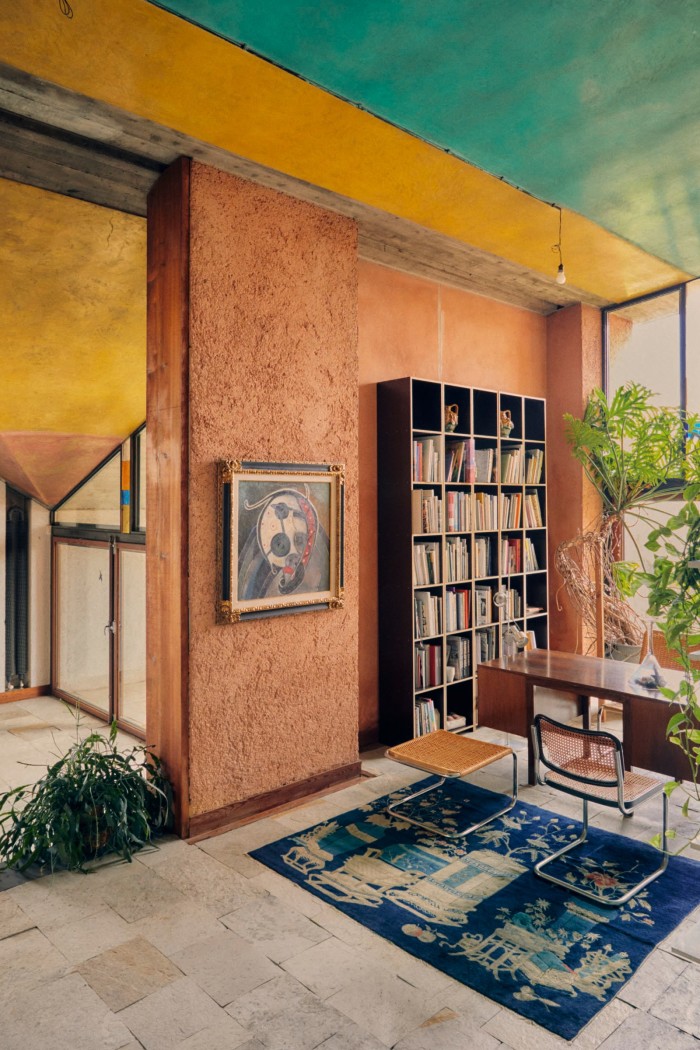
[
  {"left": 564, "top": 383, "right": 691, "bottom": 518},
  {"left": 0, "top": 721, "right": 172, "bottom": 873}
]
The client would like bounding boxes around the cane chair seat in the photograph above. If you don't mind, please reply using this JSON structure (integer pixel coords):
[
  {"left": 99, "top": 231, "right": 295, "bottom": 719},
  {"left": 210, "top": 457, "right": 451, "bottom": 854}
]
[
  {"left": 544, "top": 764, "right": 662, "bottom": 805},
  {"left": 385, "top": 729, "right": 518, "bottom": 840}
]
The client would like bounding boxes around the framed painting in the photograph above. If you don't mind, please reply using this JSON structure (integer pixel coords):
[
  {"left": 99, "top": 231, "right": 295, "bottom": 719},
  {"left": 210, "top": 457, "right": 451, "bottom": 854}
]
[{"left": 216, "top": 460, "right": 345, "bottom": 623}]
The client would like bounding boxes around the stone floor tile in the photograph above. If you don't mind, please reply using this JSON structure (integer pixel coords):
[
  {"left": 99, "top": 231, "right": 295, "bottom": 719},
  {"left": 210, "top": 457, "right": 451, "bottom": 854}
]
[
  {"left": 196, "top": 818, "right": 292, "bottom": 858},
  {"left": 428, "top": 981, "right": 501, "bottom": 1027},
  {"left": 393, "top": 1007, "right": 502, "bottom": 1050},
  {"left": 596, "top": 1010, "right": 698, "bottom": 1049},
  {"left": 225, "top": 851, "right": 284, "bottom": 879},
  {"left": 361, "top": 937, "right": 454, "bottom": 997},
  {"left": 247, "top": 867, "right": 325, "bottom": 918},
  {"left": 76, "top": 935, "right": 182, "bottom": 1011},
  {"left": 618, "top": 947, "right": 688, "bottom": 1009},
  {"left": 0, "top": 927, "right": 71, "bottom": 999},
  {"left": 133, "top": 899, "right": 227, "bottom": 956},
  {"left": 134, "top": 836, "right": 192, "bottom": 868},
  {"left": 245, "top": 995, "right": 352, "bottom": 1050},
  {"left": 225, "top": 972, "right": 317, "bottom": 1028},
  {"left": 96, "top": 861, "right": 188, "bottom": 922},
  {"left": 118, "top": 976, "right": 234, "bottom": 1050},
  {"left": 147, "top": 845, "right": 266, "bottom": 916},
  {"left": 176, "top": 1017, "right": 253, "bottom": 1050},
  {"left": 220, "top": 894, "right": 330, "bottom": 962},
  {"left": 649, "top": 964, "right": 700, "bottom": 1036},
  {"left": 0, "top": 895, "right": 35, "bottom": 940},
  {"left": 0, "top": 971, "right": 133, "bottom": 1050},
  {"left": 572, "top": 998, "right": 635, "bottom": 1049},
  {"left": 8, "top": 870, "right": 106, "bottom": 928},
  {"left": 326, "top": 970, "right": 442, "bottom": 1048},
  {"left": 43, "top": 905, "right": 134, "bottom": 963},
  {"left": 281, "top": 937, "right": 384, "bottom": 1000},
  {"left": 315, "top": 1025, "right": 387, "bottom": 1050},
  {"left": 482, "top": 1008, "right": 568, "bottom": 1050},
  {"left": 171, "top": 929, "right": 280, "bottom": 1007}
]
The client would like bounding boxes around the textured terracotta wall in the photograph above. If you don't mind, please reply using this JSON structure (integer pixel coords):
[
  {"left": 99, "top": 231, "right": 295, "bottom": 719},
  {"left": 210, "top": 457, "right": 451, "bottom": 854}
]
[
  {"left": 188, "top": 164, "right": 359, "bottom": 816},
  {"left": 546, "top": 304, "right": 602, "bottom": 653},
  {"left": 358, "top": 261, "right": 547, "bottom": 742}
]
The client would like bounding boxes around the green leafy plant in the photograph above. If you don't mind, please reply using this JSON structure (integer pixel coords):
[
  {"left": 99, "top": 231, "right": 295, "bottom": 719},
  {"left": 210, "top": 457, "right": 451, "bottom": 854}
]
[
  {"left": 0, "top": 721, "right": 172, "bottom": 873},
  {"left": 636, "top": 489, "right": 700, "bottom": 812},
  {"left": 560, "top": 383, "right": 696, "bottom": 648}
]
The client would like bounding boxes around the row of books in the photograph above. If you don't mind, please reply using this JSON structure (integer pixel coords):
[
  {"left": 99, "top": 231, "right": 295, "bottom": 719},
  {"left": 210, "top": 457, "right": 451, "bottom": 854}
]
[
  {"left": 524, "top": 491, "right": 544, "bottom": 527},
  {"left": 413, "top": 438, "right": 441, "bottom": 482},
  {"left": 414, "top": 697, "right": 440, "bottom": 736},
  {"left": 474, "top": 626, "right": 498, "bottom": 664},
  {"left": 413, "top": 541, "right": 439, "bottom": 585},
  {"left": 501, "top": 536, "right": 521, "bottom": 574},
  {"left": 447, "top": 634, "right": 471, "bottom": 680},
  {"left": 474, "top": 585, "right": 493, "bottom": 626},
  {"left": 414, "top": 591, "right": 442, "bottom": 638},
  {"left": 498, "top": 587, "right": 522, "bottom": 620},
  {"left": 445, "top": 536, "right": 469, "bottom": 582},
  {"left": 412, "top": 489, "right": 442, "bottom": 533},
  {"left": 445, "top": 490, "right": 471, "bottom": 532},
  {"left": 500, "top": 493, "right": 522, "bottom": 529},
  {"left": 414, "top": 440, "right": 543, "bottom": 487},
  {"left": 473, "top": 491, "right": 498, "bottom": 530},
  {"left": 415, "top": 642, "right": 442, "bottom": 689},
  {"left": 524, "top": 537, "right": 540, "bottom": 572},
  {"left": 474, "top": 536, "right": 494, "bottom": 577},
  {"left": 445, "top": 439, "right": 476, "bottom": 483},
  {"left": 525, "top": 448, "right": 545, "bottom": 484},
  {"left": 445, "top": 587, "right": 470, "bottom": 631}
]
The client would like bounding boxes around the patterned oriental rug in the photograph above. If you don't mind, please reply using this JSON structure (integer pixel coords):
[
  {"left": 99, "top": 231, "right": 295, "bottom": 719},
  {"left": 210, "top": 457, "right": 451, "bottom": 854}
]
[{"left": 250, "top": 778, "right": 700, "bottom": 1040}]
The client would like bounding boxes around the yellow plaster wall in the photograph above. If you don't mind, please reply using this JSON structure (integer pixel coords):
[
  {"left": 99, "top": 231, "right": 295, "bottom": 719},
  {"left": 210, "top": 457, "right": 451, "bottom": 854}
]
[
  {"left": 1, "top": 0, "right": 690, "bottom": 303},
  {"left": 0, "top": 179, "right": 145, "bottom": 436}
]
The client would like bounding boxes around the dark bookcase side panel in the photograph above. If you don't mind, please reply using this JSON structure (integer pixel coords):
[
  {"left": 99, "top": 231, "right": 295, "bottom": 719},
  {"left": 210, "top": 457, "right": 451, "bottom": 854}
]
[{"left": 378, "top": 379, "right": 419, "bottom": 744}]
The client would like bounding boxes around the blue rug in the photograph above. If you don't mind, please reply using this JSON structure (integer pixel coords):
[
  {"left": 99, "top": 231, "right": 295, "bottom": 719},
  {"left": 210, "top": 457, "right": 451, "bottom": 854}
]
[{"left": 250, "top": 777, "right": 700, "bottom": 1041}]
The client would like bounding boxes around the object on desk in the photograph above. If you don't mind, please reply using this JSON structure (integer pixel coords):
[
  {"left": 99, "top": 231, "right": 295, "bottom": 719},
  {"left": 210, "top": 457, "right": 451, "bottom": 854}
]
[{"left": 629, "top": 624, "right": 667, "bottom": 689}]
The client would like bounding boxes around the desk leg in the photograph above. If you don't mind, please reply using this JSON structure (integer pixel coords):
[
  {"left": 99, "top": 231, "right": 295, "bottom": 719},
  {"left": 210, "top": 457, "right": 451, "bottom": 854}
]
[
  {"left": 579, "top": 695, "right": 590, "bottom": 730},
  {"left": 526, "top": 682, "right": 536, "bottom": 785}
]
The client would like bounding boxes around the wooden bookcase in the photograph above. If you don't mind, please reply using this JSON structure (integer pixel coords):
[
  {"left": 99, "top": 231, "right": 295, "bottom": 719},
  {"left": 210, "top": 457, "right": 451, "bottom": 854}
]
[{"left": 378, "top": 377, "right": 549, "bottom": 745}]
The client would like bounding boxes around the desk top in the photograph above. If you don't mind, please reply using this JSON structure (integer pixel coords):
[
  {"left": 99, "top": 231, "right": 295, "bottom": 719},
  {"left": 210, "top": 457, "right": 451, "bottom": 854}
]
[{"left": 479, "top": 648, "right": 683, "bottom": 704}]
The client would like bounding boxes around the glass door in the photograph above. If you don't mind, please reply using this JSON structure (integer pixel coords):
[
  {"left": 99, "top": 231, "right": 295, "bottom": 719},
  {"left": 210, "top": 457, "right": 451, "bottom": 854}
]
[
  {"left": 53, "top": 538, "right": 146, "bottom": 736},
  {"left": 54, "top": 539, "right": 112, "bottom": 719}
]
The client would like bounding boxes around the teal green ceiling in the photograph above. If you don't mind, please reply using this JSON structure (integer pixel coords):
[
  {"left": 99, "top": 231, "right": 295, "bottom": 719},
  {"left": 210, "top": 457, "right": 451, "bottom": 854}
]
[{"left": 152, "top": 0, "right": 700, "bottom": 276}]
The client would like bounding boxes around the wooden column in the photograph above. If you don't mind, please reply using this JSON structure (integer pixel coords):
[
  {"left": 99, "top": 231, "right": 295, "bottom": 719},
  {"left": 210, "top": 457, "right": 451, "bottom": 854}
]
[{"left": 146, "top": 158, "right": 190, "bottom": 837}]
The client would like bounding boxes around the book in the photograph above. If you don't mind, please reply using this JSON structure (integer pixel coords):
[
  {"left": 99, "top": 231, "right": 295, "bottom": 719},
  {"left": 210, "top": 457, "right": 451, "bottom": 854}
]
[{"left": 474, "top": 447, "right": 494, "bottom": 484}]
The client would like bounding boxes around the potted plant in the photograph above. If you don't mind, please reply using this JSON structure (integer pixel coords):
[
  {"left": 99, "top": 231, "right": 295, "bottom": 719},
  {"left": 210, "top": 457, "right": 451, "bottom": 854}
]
[
  {"left": 0, "top": 719, "right": 171, "bottom": 873},
  {"left": 559, "top": 383, "right": 694, "bottom": 656}
]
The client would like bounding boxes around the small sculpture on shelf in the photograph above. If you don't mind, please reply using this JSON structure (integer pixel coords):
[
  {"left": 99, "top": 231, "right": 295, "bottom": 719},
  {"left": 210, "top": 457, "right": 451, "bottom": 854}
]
[
  {"left": 445, "top": 403, "right": 459, "bottom": 432},
  {"left": 500, "top": 409, "right": 514, "bottom": 438}
]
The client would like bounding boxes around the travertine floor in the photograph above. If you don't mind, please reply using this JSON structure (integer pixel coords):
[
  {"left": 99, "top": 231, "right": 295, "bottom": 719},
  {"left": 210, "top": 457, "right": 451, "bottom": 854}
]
[{"left": 0, "top": 707, "right": 699, "bottom": 1050}]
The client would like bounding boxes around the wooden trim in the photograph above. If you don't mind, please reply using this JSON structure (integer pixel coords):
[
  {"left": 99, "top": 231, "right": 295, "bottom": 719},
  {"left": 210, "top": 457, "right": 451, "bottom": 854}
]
[
  {"left": 146, "top": 157, "right": 191, "bottom": 837},
  {"left": 187, "top": 761, "right": 362, "bottom": 841},
  {"left": 0, "top": 684, "right": 50, "bottom": 705}
]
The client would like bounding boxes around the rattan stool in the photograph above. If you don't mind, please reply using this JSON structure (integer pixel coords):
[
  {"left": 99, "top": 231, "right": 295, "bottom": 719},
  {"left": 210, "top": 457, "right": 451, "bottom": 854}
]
[{"left": 385, "top": 729, "right": 518, "bottom": 839}]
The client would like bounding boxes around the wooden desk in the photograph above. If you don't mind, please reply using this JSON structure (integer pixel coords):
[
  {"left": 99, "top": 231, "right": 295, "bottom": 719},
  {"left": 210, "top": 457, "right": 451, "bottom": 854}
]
[{"left": 477, "top": 649, "right": 687, "bottom": 784}]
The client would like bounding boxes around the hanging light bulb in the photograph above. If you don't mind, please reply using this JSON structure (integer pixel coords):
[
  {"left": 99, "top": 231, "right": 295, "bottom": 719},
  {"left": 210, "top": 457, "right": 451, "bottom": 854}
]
[{"left": 552, "top": 206, "right": 566, "bottom": 285}]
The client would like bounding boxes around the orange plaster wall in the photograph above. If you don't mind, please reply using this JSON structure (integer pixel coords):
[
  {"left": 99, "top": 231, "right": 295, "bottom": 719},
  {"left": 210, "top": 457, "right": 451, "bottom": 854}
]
[
  {"left": 187, "top": 163, "right": 359, "bottom": 816},
  {"left": 358, "top": 261, "right": 547, "bottom": 742},
  {"left": 546, "top": 305, "right": 602, "bottom": 654}
]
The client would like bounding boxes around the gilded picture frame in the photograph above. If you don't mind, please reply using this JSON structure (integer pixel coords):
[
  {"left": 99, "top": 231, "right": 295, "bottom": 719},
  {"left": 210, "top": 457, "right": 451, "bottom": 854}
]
[{"left": 216, "top": 460, "right": 345, "bottom": 624}]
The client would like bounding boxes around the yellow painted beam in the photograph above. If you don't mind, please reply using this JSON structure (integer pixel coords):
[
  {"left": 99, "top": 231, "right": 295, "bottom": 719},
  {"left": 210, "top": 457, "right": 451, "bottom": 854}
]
[
  {"left": 0, "top": 180, "right": 145, "bottom": 435},
  {"left": 1, "top": 0, "right": 691, "bottom": 301}
]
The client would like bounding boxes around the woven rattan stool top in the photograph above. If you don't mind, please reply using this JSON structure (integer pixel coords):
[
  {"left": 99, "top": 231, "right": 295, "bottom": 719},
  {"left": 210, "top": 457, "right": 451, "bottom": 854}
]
[{"left": 386, "top": 729, "right": 512, "bottom": 777}]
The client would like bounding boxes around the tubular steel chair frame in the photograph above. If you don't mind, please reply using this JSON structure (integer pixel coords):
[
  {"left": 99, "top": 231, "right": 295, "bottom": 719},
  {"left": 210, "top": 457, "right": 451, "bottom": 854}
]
[
  {"left": 531, "top": 714, "right": 668, "bottom": 905},
  {"left": 385, "top": 729, "right": 518, "bottom": 840}
]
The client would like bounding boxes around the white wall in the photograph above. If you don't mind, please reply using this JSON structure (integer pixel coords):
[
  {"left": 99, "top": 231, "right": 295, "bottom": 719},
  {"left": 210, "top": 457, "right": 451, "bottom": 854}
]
[{"left": 29, "top": 501, "right": 51, "bottom": 687}]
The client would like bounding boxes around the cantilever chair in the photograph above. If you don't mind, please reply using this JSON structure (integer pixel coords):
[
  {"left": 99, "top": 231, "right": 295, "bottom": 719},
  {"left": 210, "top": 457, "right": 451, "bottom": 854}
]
[
  {"left": 385, "top": 729, "right": 518, "bottom": 840},
  {"left": 531, "top": 714, "right": 668, "bottom": 905}
]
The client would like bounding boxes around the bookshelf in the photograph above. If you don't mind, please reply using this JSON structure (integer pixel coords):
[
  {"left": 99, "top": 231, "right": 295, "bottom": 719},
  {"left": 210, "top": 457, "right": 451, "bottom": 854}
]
[{"left": 378, "top": 377, "right": 549, "bottom": 744}]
